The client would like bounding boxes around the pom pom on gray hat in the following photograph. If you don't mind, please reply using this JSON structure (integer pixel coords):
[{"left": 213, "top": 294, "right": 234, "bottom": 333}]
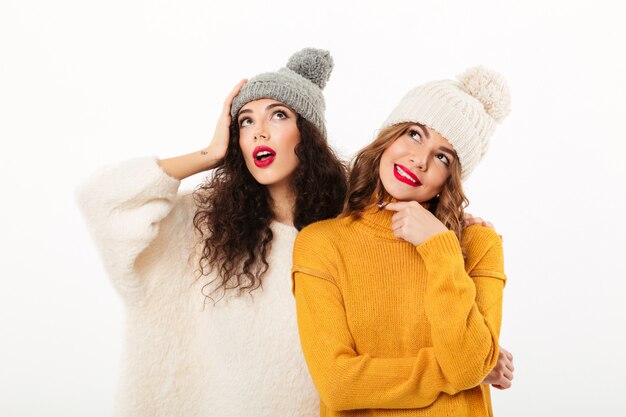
[
  {"left": 230, "top": 47, "right": 334, "bottom": 137},
  {"left": 286, "top": 47, "right": 333, "bottom": 89}
]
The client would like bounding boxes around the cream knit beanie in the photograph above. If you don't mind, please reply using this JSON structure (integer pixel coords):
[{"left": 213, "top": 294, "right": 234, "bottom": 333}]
[{"left": 382, "top": 66, "right": 511, "bottom": 179}]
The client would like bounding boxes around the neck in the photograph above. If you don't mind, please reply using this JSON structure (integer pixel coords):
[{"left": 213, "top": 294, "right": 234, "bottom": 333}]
[{"left": 267, "top": 181, "right": 296, "bottom": 226}]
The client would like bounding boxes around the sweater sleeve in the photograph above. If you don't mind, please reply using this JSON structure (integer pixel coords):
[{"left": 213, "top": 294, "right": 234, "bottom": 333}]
[
  {"left": 292, "top": 228, "right": 460, "bottom": 411},
  {"left": 416, "top": 227, "right": 506, "bottom": 392},
  {"left": 76, "top": 157, "right": 182, "bottom": 297},
  {"left": 462, "top": 225, "right": 507, "bottom": 349}
]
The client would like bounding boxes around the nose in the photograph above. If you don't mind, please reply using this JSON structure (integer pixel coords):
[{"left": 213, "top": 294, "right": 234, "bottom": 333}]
[
  {"left": 410, "top": 149, "right": 428, "bottom": 171},
  {"left": 253, "top": 123, "right": 269, "bottom": 141}
]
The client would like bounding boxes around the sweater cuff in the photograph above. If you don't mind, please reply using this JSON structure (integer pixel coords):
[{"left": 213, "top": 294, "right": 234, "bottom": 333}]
[
  {"left": 127, "top": 156, "right": 182, "bottom": 199},
  {"left": 146, "top": 156, "right": 183, "bottom": 186},
  {"left": 415, "top": 230, "right": 463, "bottom": 263}
]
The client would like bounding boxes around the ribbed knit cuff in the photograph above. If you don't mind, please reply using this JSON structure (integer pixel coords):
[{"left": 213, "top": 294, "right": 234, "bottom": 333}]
[{"left": 415, "top": 230, "right": 463, "bottom": 265}]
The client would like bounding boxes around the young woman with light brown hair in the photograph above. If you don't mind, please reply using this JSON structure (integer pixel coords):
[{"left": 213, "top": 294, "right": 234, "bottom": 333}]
[{"left": 292, "top": 66, "right": 513, "bottom": 416}]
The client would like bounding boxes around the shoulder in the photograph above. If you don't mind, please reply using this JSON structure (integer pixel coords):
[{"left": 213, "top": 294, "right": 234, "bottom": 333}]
[
  {"left": 299, "top": 217, "right": 344, "bottom": 234},
  {"left": 296, "top": 217, "right": 347, "bottom": 247},
  {"left": 292, "top": 217, "right": 349, "bottom": 279},
  {"left": 461, "top": 225, "right": 505, "bottom": 276},
  {"left": 294, "top": 219, "right": 338, "bottom": 260},
  {"left": 461, "top": 225, "right": 502, "bottom": 251},
  {"left": 294, "top": 216, "right": 356, "bottom": 256}
]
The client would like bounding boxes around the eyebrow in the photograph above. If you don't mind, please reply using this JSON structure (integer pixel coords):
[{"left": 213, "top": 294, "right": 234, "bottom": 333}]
[
  {"left": 238, "top": 103, "right": 291, "bottom": 117},
  {"left": 266, "top": 103, "right": 290, "bottom": 111},
  {"left": 413, "top": 123, "right": 430, "bottom": 139},
  {"left": 439, "top": 146, "right": 457, "bottom": 159}
]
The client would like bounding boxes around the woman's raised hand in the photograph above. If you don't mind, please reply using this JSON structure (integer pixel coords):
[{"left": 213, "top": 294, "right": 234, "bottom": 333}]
[
  {"left": 384, "top": 201, "right": 448, "bottom": 246},
  {"left": 463, "top": 212, "right": 503, "bottom": 241},
  {"left": 463, "top": 212, "right": 495, "bottom": 229},
  {"left": 157, "top": 79, "right": 247, "bottom": 180},
  {"left": 206, "top": 79, "right": 248, "bottom": 161}
]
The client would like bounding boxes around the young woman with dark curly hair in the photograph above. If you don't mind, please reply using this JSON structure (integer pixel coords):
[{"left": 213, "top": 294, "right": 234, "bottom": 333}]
[
  {"left": 77, "top": 48, "right": 347, "bottom": 417},
  {"left": 292, "top": 66, "right": 514, "bottom": 417}
]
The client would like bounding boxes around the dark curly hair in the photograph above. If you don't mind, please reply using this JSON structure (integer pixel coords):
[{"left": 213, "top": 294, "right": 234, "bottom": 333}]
[{"left": 192, "top": 116, "right": 347, "bottom": 299}]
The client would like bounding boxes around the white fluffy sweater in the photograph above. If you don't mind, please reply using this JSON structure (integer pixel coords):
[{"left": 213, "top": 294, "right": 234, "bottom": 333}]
[{"left": 77, "top": 157, "right": 319, "bottom": 417}]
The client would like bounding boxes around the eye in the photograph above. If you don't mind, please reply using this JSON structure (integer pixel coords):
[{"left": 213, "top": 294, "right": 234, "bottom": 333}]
[
  {"left": 408, "top": 129, "right": 422, "bottom": 142},
  {"left": 436, "top": 154, "right": 450, "bottom": 166},
  {"left": 273, "top": 110, "right": 288, "bottom": 120},
  {"left": 239, "top": 117, "right": 252, "bottom": 127}
]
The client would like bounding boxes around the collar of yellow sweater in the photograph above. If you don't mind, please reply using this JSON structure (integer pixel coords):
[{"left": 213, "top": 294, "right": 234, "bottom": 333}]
[{"left": 356, "top": 199, "right": 431, "bottom": 242}]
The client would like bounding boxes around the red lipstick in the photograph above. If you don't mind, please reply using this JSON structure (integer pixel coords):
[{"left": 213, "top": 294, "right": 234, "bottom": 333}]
[
  {"left": 253, "top": 146, "right": 276, "bottom": 168},
  {"left": 393, "top": 164, "right": 421, "bottom": 187}
]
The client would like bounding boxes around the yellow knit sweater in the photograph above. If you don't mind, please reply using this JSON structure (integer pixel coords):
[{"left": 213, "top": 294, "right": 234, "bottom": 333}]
[{"left": 291, "top": 204, "right": 506, "bottom": 416}]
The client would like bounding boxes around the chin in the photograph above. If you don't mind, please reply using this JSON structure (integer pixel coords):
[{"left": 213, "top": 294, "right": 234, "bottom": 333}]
[
  {"left": 381, "top": 180, "right": 411, "bottom": 201},
  {"left": 252, "top": 172, "right": 290, "bottom": 187},
  {"left": 245, "top": 166, "right": 275, "bottom": 184},
  {"left": 251, "top": 175, "right": 276, "bottom": 186},
  {"left": 388, "top": 192, "right": 416, "bottom": 202},
  {"left": 384, "top": 183, "right": 431, "bottom": 203}
]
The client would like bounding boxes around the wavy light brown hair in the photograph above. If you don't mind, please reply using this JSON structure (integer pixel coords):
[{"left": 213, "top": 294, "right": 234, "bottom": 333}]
[
  {"left": 192, "top": 116, "right": 347, "bottom": 299},
  {"left": 344, "top": 122, "right": 469, "bottom": 243}
]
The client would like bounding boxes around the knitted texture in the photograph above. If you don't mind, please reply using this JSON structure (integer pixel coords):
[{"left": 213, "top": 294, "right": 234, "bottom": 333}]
[
  {"left": 382, "top": 66, "right": 511, "bottom": 179},
  {"left": 292, "top": 205, "right": 506, "bottom": 416},
  {"left": 231, "top": 47, "right": 333, "bottom": 137},
  {"left": 76, "top": 157, "right": 319, "bottom": 417}
]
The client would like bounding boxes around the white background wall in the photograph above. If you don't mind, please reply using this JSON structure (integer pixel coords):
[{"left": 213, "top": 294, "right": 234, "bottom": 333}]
[{"left": 1, "top": 0, "right": 625, "bottom": 416}]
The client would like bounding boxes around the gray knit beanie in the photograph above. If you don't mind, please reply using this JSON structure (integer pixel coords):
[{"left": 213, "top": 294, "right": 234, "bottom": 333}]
[
  {"left": 382, "top": 66, "right": 511, "bottom": 180},
  {"left": 231, "top": 47, "right": 333, "bottom": 137}
]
